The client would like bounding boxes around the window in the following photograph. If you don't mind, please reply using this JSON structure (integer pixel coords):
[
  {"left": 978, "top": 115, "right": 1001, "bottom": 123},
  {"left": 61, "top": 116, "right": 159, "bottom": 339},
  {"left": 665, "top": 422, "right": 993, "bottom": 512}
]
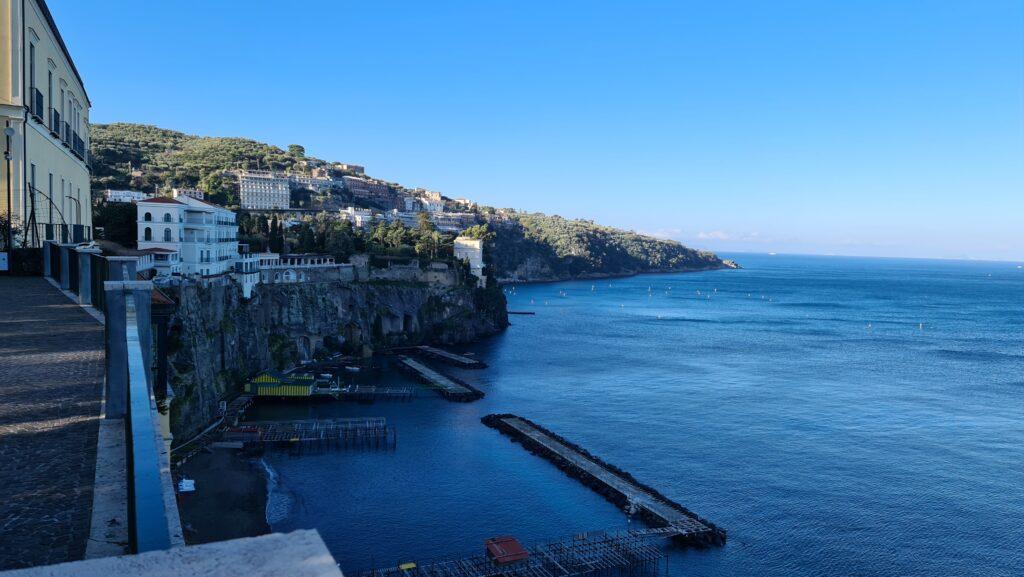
[
  {"left": 163, "top": 228, "right": 172, "bottom": 242},
  {"left": 29, "top": 44, "right": 35, "bottom": 90},
  {"left": 163, "top": 213, "right": 172, "bottom": 222},
  {"left": 144, "top": 227, "right": 152, "bottom": 241},
  {"left": 47, "top": 71, "right": 52, "bottom": 113},
  {"left": 144, "top": 212, "right": 152, "bottom": 221}
]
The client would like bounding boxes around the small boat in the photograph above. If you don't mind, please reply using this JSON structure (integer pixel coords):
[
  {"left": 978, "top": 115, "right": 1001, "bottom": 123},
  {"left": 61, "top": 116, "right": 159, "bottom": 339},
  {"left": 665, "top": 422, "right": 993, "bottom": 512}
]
[{"left": 344, "top": 366, "right": 361, "bottom": 373}]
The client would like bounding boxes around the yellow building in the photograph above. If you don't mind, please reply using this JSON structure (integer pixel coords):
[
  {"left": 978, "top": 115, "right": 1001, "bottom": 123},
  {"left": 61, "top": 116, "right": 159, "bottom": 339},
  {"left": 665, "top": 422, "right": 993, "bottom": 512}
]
[
  {"left": 245, "top": 372, "right": 318, "bottom": 397},
  {"left": 0, "top": 0, "right": 91, "bottom": 260}
]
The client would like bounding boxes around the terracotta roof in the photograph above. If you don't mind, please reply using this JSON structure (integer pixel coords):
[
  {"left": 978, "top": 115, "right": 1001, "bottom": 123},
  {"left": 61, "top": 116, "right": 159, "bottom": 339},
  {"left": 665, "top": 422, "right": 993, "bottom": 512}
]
[{"left": 138, "top": 197, "right": 184, "bottom": 205}]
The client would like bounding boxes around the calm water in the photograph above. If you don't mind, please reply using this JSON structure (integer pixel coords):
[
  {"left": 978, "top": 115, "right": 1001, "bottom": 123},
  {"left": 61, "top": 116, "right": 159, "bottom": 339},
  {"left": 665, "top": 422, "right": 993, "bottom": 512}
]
[{"left": 251, "top": 254, "right": 1024, "bottom": 576}]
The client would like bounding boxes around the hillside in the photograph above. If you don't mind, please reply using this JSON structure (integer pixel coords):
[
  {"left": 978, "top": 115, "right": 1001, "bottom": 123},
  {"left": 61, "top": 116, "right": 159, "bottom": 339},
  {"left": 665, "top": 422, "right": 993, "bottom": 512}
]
[
  {"left": 89, "top": 123, "right": 306, "bottom": 206},
  {"left": 88, "top": 122, "right": 736, "bottom": 281},
  {"left": 485, "top": 212, "right": 732, "bottom": 282}
]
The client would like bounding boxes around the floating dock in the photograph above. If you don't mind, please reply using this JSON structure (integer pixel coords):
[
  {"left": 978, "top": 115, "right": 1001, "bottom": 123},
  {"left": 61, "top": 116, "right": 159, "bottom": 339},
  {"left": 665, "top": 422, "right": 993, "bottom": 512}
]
[
  {"left": 409, "top": 345, "right": 487, "bottom": 368},
  {"left": 361, "top": 529, "right": 668, "bottom": 577},
  {"left": 397, "top": 356, "right": 484, "bottom": 402},
  {"left": 223, "top": 417, "right": 396, "bottom": 453},
  {"left": 482, "top": 414, "right": 726, "bottom": 548}
]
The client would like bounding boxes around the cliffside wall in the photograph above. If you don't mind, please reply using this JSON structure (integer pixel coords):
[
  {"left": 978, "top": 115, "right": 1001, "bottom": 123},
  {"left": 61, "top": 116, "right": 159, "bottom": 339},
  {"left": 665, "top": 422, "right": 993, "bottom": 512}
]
[{"left": 166, "top": 280, "right": 507, "bottom": 440}]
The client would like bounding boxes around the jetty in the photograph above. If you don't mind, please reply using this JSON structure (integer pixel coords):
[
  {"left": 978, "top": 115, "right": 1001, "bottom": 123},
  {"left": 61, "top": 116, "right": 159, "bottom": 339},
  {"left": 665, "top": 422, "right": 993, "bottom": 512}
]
[
  {"left": 409, "top": 345, "right": 487, "bottom": 368},
  {"left": 222, "top": 417, "right": 396, "bottom": 453},
  {"left": 482, "top": 414, "right": 726, "bottom": 547},
  {"left": 361, "top": 529, "right": 668, "bottom": 577},
  {"left": 397, "top": 356, "right": 484, "bottom": 402}
]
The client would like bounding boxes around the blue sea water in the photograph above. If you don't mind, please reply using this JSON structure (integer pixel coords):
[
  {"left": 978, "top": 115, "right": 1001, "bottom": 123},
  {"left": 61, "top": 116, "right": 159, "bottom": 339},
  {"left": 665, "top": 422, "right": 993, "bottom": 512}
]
[{"left": 250, "top": 254, "right": 1024, "bottom": 576}]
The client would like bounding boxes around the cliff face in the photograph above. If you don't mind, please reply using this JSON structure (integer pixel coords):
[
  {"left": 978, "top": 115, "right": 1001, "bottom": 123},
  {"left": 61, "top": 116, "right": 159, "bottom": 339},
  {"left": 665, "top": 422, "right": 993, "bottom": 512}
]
[{"left": 167, "top": 281, "right": 508, "bottom": 439}]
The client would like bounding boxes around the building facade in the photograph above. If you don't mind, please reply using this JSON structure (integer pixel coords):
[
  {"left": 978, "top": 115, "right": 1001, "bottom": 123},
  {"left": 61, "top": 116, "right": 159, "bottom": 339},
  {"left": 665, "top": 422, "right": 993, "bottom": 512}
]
[
  {"left": 237, "top": 170, "right": 291, "bottom": 210},
  {"left": 1, "top": 0, "right": 91, "bottom": 262},
  {"left": 171, "top": 187, "right": 204, "bottom": 200},
  {"left": 136, "top": 196, "right": 239, "bottom": 277},
  {"left": 105, "top": 189, "right": 150, "bottom": 203},
  {"left": 454, "top": 236, "right": 486, "bottom": 287}
]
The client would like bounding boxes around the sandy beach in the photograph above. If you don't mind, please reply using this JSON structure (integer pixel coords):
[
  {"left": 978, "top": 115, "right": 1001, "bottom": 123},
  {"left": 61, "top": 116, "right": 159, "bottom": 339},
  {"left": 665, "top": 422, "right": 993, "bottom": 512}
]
[{"left": 176, "top": 448, "right": 270, "bottom": 544}]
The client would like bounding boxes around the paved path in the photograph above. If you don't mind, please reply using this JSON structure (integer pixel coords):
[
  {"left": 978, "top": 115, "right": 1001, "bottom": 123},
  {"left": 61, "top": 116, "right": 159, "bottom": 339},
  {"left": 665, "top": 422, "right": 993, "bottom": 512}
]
[{"left": 0, "top": 277, "right": 104, "bottom": 569}]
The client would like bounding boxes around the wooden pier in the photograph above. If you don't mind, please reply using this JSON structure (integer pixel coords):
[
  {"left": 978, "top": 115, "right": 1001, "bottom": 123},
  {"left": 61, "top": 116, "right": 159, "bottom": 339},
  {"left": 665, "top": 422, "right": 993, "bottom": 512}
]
[
  {"left": 482, "top": 414, "right": 726, "bottom": 548},
  {"left": 360, "top": 529, "right": 667, "bottom": 577},
  {"left": 335, "top": 385, "right": 414, "bottom": 402},
  {"left": 223, "top": 417, "right": 396, "bottom": 453},
  {"left": 410, "top": 345, "right": 488, "bottom": 368},
  {"left": 397, "top": 356, "right": 484, "bottom": 402}
]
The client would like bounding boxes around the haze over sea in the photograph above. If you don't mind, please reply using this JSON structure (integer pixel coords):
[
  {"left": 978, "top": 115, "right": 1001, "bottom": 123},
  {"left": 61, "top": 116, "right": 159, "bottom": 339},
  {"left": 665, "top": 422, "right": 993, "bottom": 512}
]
[{"left": 251, "top": 254, "right": 1023, "bottom": 577}]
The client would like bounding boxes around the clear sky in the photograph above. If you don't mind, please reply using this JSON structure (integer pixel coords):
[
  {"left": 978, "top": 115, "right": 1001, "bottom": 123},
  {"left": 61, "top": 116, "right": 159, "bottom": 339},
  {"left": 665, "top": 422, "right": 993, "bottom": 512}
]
[{"left": 52, "top": 0, "right": 1023, "bottom": 261}]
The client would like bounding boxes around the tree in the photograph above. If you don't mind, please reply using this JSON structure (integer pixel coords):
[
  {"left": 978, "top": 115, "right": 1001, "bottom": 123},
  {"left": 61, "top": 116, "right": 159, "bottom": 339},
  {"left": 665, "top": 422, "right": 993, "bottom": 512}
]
[
  {"left": 416, "top": 211, "right": 435, "bottom": 232},
  {"left": 298, "top": 224, "right": 317, "bottom": 253},
  {"left": 288, "top": 144, "right": 305, "bottom": 158},
  {"left": 93, "top": 202, "right": 137, "bottom": 247}
]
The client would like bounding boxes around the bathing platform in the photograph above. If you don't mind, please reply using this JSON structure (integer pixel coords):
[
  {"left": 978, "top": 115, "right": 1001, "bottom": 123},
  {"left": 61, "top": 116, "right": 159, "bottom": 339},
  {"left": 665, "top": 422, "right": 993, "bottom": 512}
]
[
  {"left": 406, "top": 345, "right": 487, "bottom": 368},
  {"left": 335, "top": 385, "right": 415, "bottom": 402},
  {"left": 397, "top": 356, "right": 484, "bottom": 402},
  {"left": 222, "top": 417, "right": 396, "bottom": 452},
  {"left": 482, "top": 414, "right": 726, "bottom": 548},
  {"left": 360, "top": 528, "right": 671, "bottom": 577}
]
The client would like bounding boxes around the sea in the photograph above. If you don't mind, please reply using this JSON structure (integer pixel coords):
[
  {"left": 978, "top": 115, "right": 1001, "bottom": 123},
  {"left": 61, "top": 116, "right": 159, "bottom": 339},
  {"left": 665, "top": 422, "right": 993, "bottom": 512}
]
[{"left": 246, "top": 254, "right": 1024, "bottom": 577}]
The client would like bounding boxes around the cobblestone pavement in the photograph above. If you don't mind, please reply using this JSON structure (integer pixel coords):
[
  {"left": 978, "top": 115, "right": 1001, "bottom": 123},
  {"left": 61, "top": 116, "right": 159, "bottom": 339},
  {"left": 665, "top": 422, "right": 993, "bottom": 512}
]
[{"left": 0, "top": 277, "right": 104, "bottom": 570}]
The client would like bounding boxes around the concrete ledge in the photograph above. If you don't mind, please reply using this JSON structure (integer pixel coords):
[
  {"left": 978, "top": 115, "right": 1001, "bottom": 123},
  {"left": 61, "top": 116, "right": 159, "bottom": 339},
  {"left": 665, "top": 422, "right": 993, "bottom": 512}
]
[
  {"left": 3, "top": 530, "right": 343, "bottom": 577},
  {"left": 85, "top": 419, "right": 129, "bottom": 559}
]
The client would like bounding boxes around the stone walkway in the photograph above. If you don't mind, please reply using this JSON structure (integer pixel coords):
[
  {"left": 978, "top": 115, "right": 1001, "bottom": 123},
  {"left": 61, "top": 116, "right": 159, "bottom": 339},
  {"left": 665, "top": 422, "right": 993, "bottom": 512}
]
[{"left": 0, "top": 277, "right": 104, "bottom": 570}]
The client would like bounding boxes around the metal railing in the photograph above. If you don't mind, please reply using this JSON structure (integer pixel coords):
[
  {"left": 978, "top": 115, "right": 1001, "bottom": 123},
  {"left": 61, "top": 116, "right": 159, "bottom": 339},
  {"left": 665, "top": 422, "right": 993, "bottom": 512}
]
[
  {"left": 29, "top": 87, "right": 45, "bottom": 121},
  {"left": 62, "top": 121, "right": 72, "bottom": 147},
  {"left": 49, "top": 108, "right": 61, "bottom": 137},
  {"left": 72, "top": 132, "right": 86, "bottom": 159}
]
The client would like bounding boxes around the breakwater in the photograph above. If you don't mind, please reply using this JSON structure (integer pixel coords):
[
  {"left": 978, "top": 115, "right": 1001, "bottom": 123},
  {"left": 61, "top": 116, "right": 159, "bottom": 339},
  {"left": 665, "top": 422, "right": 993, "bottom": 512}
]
[{"left": 482, "top": 414, "right": 726, "bottom": 547}]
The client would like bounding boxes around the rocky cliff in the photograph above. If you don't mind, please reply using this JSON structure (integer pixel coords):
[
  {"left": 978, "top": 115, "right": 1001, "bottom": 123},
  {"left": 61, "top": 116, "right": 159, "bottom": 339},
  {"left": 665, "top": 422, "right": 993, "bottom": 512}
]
[{"left": 166, "top": 280, "right": 508, "bottom": 440}]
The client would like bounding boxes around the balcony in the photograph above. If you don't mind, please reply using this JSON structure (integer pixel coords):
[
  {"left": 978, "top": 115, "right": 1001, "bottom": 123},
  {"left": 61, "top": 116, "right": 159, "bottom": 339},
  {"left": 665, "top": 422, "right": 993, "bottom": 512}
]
[
  {"left": 72, "top": 132, "right": 86, "bottom": 159},
  {"left": 62, "top": 121, "right": 71, "bottom": 147},
  {"left": 49, "top": 108, "right": 61, "bottom": 137},
  {"left": 29, "top": 87, "right": 45, "bottom": 123}
]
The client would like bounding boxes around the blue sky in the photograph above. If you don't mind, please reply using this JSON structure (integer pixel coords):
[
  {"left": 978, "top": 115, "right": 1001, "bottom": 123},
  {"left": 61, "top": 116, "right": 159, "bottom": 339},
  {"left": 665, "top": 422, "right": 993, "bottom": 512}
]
[{"left": 53, "top": 1, "right": 1023, "bottom": 260}]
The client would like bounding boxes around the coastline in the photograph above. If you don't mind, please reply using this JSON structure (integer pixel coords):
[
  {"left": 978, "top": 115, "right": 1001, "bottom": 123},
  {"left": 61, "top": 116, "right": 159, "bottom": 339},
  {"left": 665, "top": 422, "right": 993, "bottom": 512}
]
[
  {"left": 176, "top": 448, "right": 271, "bottom": 545},
  {"left": 495, "top": 260, "right": 740, "bottom": 285}
]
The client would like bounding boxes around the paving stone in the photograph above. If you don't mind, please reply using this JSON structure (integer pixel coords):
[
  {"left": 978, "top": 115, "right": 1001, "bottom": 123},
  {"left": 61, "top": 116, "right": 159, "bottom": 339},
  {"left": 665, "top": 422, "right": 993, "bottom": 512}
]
[{"left": 0, "top": 277, "right": 103, "bottom": 570}]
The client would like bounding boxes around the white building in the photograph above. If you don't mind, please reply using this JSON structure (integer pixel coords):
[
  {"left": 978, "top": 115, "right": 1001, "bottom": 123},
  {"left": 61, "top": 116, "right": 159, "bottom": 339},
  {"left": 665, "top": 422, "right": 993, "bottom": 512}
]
[
  {"left": 339, "top": 206, "right": 375, "bottom": 229},
  {"left": 237, "top": 170, "right": 290, "bottom": 210},
  {"left": 454, "top": 236, "right": 485, "bottom": 287},
  {"left": 172, "top": 187, "right": 204, "bottom": 200},
  {"left": 431, "top": 212, "right": 477, "bottom": 232},
  {"left": 136, "top": 196, "right": 239, "bottom": 277},
  {"left": 105, "top": 189, "right": 150, "bottom": 203},
  {"left": 385, "top": 209, "right": 422, "bottom": 229},
  {"left": 138, "top": 247, "right": 181, "bottom": 276}
]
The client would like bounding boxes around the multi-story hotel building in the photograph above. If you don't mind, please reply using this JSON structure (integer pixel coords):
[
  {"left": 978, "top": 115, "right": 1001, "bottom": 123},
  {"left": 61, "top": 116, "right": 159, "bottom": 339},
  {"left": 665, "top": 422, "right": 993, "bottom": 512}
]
[
  {"left": 237, "top": 170, "right": 291, "bottom": 210},
  {"left": 1, "top": 0, "right": 91, "bottom": 262}
]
